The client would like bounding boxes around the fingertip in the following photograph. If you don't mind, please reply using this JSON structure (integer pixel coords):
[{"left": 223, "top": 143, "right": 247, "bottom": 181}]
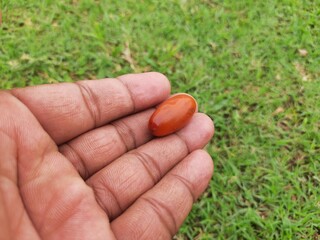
[
  {"left": 199, "top": 113, "right": 215, "bottom": 139},
  {"left": 167, "top": 149, "right": 213, "bottom": 201},
  {"left": 188, "top": 149, "right": 214, "bottom": 182},
  {"left": 147, "top": 72, "right": 171, "bottom": 93},
  {"left": 118, "top": 72, "right": 171, "bottom": 111},
  {"left": 177, "top": 113, "right": 214, "bottom": 151},
  {"left": 196, "top": 149, "right": 214, "bottom": 177}
]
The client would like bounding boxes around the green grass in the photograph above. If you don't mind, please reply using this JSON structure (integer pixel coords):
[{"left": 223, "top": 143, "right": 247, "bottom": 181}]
[{"left": 1, "top": 0, "right": 319, "bottom": 239}]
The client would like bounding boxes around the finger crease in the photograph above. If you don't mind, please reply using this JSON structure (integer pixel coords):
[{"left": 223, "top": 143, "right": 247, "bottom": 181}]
[
  {"left": 141, "top": 196, "right": 177, "bottom": 236},
  {"left": 110, "top": 121, "right": 137, "bottom": 151},
  {"left": 75, "top": 82, "right": 100, "bottom": 128},
  {"left": 115, "top": 77, "right": 136, "bottom": 113},
  {"left": 170, "top": 173, "right": 197, "bottom": 202},
  {"left": 130, "top": 151, "right": 162, "bottom": 185},
  {"left": 63, "top": 143, "right": 89, "bottom": 179},
  {"left": 92, "top": 179, "right": 123, "bottom": 218},
  {"left": 174, "top": 133, "right": 190, "bottom": 153},
  {"left": 90, "top": 184, "right": 112, "bottom": 218}
]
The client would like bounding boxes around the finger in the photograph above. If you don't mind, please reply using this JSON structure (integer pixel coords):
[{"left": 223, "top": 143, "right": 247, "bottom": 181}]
[
  {"left": 11, "top": 72, "right": 170, "bottom": 144},
  {"left": 59, "top": 109, "right": 154, "bottom": 179},
  {"left": 111, "top": 150, "right": 213, "bottom": 239},
  {"left": 87, "top": 113, "right": 214, "bottom": 220}
]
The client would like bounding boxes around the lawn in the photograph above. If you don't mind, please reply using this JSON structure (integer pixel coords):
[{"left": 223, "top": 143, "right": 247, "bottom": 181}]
[{"left": 1, "top": 0, "right": 319, "bottom": 239}]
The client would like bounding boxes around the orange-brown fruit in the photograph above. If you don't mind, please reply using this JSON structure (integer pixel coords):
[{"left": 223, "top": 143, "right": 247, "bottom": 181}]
[{"left": 148, "top": 94, "right": 197, "bottom": 137}]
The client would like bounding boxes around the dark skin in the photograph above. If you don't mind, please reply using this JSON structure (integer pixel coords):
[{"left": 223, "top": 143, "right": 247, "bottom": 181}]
[{"left": 0, "top": 72, "right": 214, "bottom": 240}]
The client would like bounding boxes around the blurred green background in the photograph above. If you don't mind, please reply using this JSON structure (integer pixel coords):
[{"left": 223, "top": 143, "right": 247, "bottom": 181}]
[{"left": 1, "top": 0, "right": 319, "bottom": 239}]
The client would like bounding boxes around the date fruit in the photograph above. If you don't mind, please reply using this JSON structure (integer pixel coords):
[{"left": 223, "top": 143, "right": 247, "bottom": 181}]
[{"left": 148, "top": 94, "right": 197, "bottom": 137}]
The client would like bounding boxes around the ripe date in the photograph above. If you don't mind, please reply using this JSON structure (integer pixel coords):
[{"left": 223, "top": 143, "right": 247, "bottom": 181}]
[{"left": 148, "top": 94, "right": 197, "bottom": 137}]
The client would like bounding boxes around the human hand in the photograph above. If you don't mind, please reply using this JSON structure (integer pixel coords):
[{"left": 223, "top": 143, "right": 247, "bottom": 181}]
[{"left": 0, "top": 72, "right": 214, "bottom": 240}]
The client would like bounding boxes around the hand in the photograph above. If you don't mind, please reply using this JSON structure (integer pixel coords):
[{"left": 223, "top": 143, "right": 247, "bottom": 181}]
[{"left": 0, "top": 72, "right": 214, "bottom": 240}]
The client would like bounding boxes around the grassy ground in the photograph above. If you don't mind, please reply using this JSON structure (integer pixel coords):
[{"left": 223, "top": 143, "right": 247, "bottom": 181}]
[{"left": 1, "top": 0, "right": 319, "bottom": 239}]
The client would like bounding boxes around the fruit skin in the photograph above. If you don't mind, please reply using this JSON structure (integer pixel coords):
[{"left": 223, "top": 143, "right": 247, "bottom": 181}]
[{"left": 148, "top": 94, "right": 197, "bottom": 137}]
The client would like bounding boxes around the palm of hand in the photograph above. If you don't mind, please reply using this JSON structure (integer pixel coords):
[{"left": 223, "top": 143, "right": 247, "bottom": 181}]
[{"left": 0, "top": 73, "right": 214, "bottom": 240}]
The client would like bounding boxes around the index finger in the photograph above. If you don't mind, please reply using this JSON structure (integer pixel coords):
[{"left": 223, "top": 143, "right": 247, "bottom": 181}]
[{"left": 11, "top": 72, "right": 171, "bottom": 144}]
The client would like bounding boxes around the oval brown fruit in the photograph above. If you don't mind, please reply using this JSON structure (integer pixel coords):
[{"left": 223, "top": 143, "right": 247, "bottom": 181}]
[{"left": 148, "top": 94, "right": 197, "bottom": 137}]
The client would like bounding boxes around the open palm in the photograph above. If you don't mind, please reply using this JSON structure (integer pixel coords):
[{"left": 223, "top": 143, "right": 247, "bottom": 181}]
[{"left": 0, "top": 72, "right": 214, "bottom": 240}]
